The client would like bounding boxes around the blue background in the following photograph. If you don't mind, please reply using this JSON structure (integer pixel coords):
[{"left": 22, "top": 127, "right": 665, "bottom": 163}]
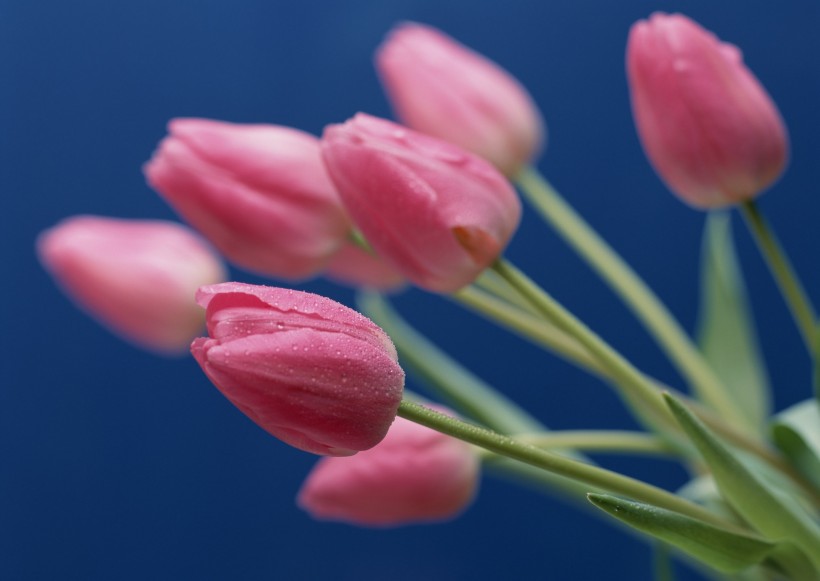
[{"left": 4, "top": 1, "right": 819, "bottom": 579}]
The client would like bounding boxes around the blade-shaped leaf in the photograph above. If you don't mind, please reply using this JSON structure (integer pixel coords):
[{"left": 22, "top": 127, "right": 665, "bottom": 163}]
[
  {"left": 664, "top": 394, "right": 820, "bottom": 570},
  {"left": 772, "top": 399, "right": 820, "bottom": 490},
  {"left": 589, "top": 494, "right": 817, "bottom": 580},
  {"left": 676, "top": 475, "right": 736, "bottom": 523},
  {"left": 814, "top": 324, "right": 820, "bottom": 405},
  {"left": 696, "top": 212, "right": 770, "bottom": 429}
]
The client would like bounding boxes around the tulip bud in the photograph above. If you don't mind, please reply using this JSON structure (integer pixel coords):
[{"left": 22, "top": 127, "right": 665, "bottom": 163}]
[
  {"left": 297, "top": 410, "right": 479, "bottom": 526},
  {"left": 321, "top": 113, "right": 521, "bottom": 293},
  {"left": 37, "top": 216, "right": 227, "bottom": 354},
  {"left": 323, "top": 242, "right": 406, "bottom": 291},
  {"left": 376, "top": 22, "right": 545, "bottom": 177},
  {"left": 144, "top": 118, "right": 352, "bottom": 279},
  {"left": 626, "top": 13, "right": 788, "bottom": 209},
  {"left": 191, "top": 282, "right": 405, "bottom": 456}
]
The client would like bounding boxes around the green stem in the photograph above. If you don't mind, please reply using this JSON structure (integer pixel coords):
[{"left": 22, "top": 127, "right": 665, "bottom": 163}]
[
  {"left": 452, "top": 285, "right": 604, "bottom": 375},
  {"left": 357, "top": 291, "right": 545, "bottom": 435},
  {"left": 739, "top": 200, "right": 816, "bottom": 352},
  {"left": 398, "top": 400, "right": 743, "bottom": 531},
  {"left": 492, "top": 258, "right": 677, "bottom": 436},
  {"left": 472, "top": 269, "right": 538, "bottom": 313},
  {"left": 477, "top": 430, "right": 675, "bottom": 457},
  {"left": 516, "top": 167, "right": 746, "bottom": 430},
  {"left": 467, "top": 263, "right": 797, "bottom": 490}
]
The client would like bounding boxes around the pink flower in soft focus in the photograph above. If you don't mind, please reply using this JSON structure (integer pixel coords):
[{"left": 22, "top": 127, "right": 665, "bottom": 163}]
[
  {"left": 323, "top": 242, "right": 406, "bottom": 291},
  {"left": 376, "top": 22, "right": 545, "bottom": 177},
  {"left": 37, "top": 216, "right": 227, "bottom": 355},
  {"left": 144, "top": 118, "right": 352, "bottom": 279},
  {"left": 191, "top": 282, "right": 405, "bottom": 456},
  {"left": 626, "top": 13, "right": 788, "bottom": 209},
  {"left": 297, "top": 409, "right": 479, "bottom": 526},
  {"left": 321, "top": 113, "right": 521, "bottom": 293}
]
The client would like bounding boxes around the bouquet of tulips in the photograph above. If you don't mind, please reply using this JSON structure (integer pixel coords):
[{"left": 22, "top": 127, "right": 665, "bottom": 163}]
[{"left": 37, "top": 12, "right": 820, "bottom": 580}]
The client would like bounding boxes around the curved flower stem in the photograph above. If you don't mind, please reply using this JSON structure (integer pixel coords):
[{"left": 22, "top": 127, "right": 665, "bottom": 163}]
[
  {"left": 516, "top": 166, "right": 747, "bottom": 431},
  {"left": 476, "top": 430, "right": 676, "bottom": 457},
  {"left": 739, "top": 200, "right": 817, "bottom": 352},
  {"left": 492, "top": 257, "right": 679, "bottom": 436},
  {"left": 397, "top": 400, "right": 745, "bottom": 531},
  {"left": 473, "top": 270, "right": 538, "bottom": 313},
  {"left": 358, "top": 291, "right": 545, "bottom": 435},
  {"left": 452, "top": 285, "right": 604, "bottom": 375},
  {"left": 462, "top": 266, "right": 803, "bottom": 491}
]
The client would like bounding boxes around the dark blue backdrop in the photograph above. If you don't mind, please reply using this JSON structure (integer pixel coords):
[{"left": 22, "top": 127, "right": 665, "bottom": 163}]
[{"left": 4, "top": 1, "right": 819, "bottom": 579}]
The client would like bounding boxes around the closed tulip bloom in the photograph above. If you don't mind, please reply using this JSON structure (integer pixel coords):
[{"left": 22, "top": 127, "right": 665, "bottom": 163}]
[
  {"left": 376, "top": 22, "right": 545, "bottom": 177},
  {"left": 37, "top": 216, "right": 227, "bottom": 354},
  {"left": 321, "top": 114, "right": 521, "bottom": 293},
  {"left": 297, "top": 411, "right": 479, "bottom": 526},
  {"left": 191, "top": 282, "right": 404, "bottom": 456},
  {"left": 144, "top": 118, "right": 352, "bottom": 279},
  {"left": 323, "top": 242, "right": 406, "bottom": 291},
  {"left": 627, "top": 13, "right": 788, "bottom": 209}
]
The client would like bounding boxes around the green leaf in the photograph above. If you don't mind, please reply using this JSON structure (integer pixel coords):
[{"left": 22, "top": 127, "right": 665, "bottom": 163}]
[
  {"left": 588, "top": 493, "right": 776, "bottom": 573},
  {"left": 664, "top": 394, "right": 820, "bottom": 570},
  {"left": 814, "top": 324, "right": 820, "bottom": 405},
  {"left": 772, "top": 399, "right": 820, "bottom": 491},
  {"left": 696, "top": 212, "right": 770, "bottom": 429},
  {"left": 588, "top": 494, "right": 816, "bottom": 581},
  {"left": 676, "top": 475, "right": 737, "bottom": 523}
]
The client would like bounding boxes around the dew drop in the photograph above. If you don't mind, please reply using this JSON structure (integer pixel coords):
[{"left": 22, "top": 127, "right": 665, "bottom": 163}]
[{"left": 435, "top": 149, "right": 468, "bottom": 165}]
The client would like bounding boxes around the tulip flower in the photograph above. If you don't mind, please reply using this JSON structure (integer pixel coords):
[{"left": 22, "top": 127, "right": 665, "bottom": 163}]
[
  {"left": 191, "top": 282, "right": 405, "bottom": 456},
  {"left": 144, "top": 118, "right": 352, "bottom": 279},
  {"left": 37, "top": 215, "right": 227, "bottom": 354},
  {"left": 376, "top": 22, "right": 545, "bottom": 177},
  {"left": 321, "top": 113, "right": 521, "bottom": 293},
  {"left": 626, "top": 13, "right": 788, "bottom": 209},
  {"left": 323, "top": 242, "right": 405, "bottom": 291},
  {"left": 297, "top": 410, "right": 479, "bottom": 526}
]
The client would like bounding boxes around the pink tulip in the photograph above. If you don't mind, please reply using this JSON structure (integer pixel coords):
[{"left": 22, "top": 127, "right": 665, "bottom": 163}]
[
  {"left": 144, "top": 118, "right": 352, "bottom": 279},
  {"left": 376, "top": 22, "right": 545, "bottom": 177},
  {"left": 191, "top": 282, "right": 405, "bottom": 456},
  {"left": 37, "top": 216, "right": 227, "bottom": 354},
  {"left": 321, "top": 113, "right": 521, "bottom": 293},
  {"left": 297, "top": 410, "right": 479, "bottom": 526},
  {"left": 627, "top": 13, "right": 788, "bottom": 209},
  {"left": 323, "top": 242, "right": 406, "bottom": 291}
]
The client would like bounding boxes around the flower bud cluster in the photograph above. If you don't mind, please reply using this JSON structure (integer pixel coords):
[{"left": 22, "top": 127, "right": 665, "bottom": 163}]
[{"left": 37, "top": 13, "right": 792, "bottom": 532}]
